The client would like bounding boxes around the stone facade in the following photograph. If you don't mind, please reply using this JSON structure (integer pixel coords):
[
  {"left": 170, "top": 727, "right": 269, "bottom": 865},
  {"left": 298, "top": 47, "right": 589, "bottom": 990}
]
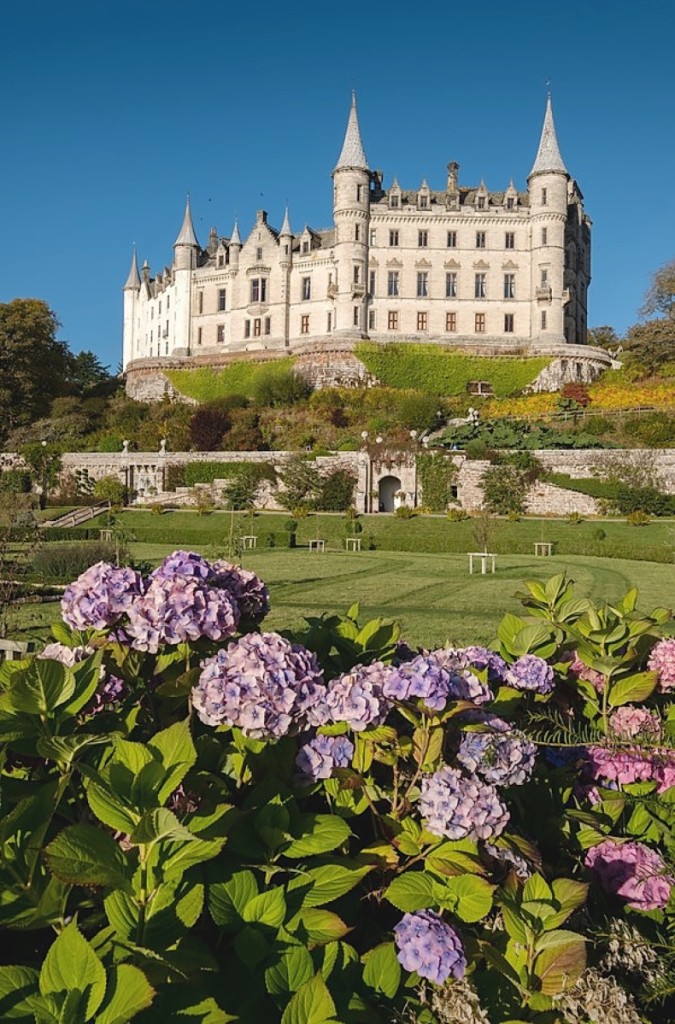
[{"left": 123, "top": 94, "right": 594, "bottom": 381}]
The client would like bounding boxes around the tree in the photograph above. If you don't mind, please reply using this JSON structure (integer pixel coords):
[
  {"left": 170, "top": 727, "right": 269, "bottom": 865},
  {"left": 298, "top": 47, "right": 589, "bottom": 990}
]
[
  {"left": 67, "top": 350, "right": 115, "bottom": 395},
  {"left": 189, "top": 405, "right": 231, "bottom": 451},
  {"left": 623, "top": 318, "right": 675, "bottom": 375},
  {"left": 640, "top": 258, "right": 675, "bottom": 320},
  {"left": 0, "top": 299, "right": 72, "bottom": 438},
  {"left": 277, "top": 454, "right": 322, "bottom": 511},
  {"left": 587, "top": 325, "right": 621, "bottom": 350}
]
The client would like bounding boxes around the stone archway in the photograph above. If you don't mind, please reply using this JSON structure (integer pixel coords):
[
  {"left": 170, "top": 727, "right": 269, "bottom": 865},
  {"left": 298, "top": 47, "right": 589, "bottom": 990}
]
[{"left": 378, "top": 475, "right": 402, "bottom": 513}]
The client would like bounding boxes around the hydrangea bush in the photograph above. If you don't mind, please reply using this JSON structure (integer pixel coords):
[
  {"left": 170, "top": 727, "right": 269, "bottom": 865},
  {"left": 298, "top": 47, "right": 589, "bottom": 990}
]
[{"left": 0, "top": 559, "right": 673, "bottom": 1022}]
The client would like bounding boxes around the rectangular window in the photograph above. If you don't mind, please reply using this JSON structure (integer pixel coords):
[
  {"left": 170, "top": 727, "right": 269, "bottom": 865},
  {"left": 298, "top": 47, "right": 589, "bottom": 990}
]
[
  {"left": 417, "top": 312, "right": 428, "bottom": 331},
  {"left": 388, "top": 310, "right": 398, "bottom": 331},
  {"left": 541, "top": 311, "right": 547, "bottom": 330},
  {"left": 197, "top": 327, "right": 202, "bottom": 345},
  {"left": 217, "top": 324, "right": 225, "bottom": 343},
  {"left": 198, "top": 292, "right": 204, "bottom": 314},
  {"left": 302, "top": 240, "right": 309, "bottom": 254},
  {"left": 504, "top": 313, "right": 514, "bottom": 333},
  {"left": 244, "top": 320, "right": 251, "bottom": 339},
  {"left": 353, "top": 265, "right": 360, "bottom": 284},
  {"left": 542, "top": 188, "right": 548, "bottom": 206},
  {"left": 418, "top": 230, "right": 428, "bottom": 248},
  {"left": 445, "top": 272, "right": 457, "bottom": 298},
  {"left": 477, "top": 196, "right": 486, "bottom": 209},
  {"left": 503, "top": 273, "right": 515, "bottom": 299},
  {"left": 256, "top": 247, "right": 263, "bottom": 261},
  {"left": 474, "top": 273, "right": 486, "bottom": 299},
  {"left": 355, "top": 224, "right": 360, "bottom": 241},
  {"left": 218, "top": 254, "right": 225, "bottom": 267},
  {"left": 417, "top": 271, "right": 429, "bottom": 297},
  {"left": 368, "top": 310, "right": 376, "bottom": 330},
  {"left": 353, "top": 306, "right": 359, "bottom": 327},
  {"left": 165, "top": 340, "right": 169, "bottom": 355},
  {"left": 506, "top": 196, "right": 515, "bottom": 209},
  {"left": 389, "top": 229, "right": 399, "bottom": 247},
  {"left": 369, "top": 270, "right": 376, "bottom": 294},
  {"left": 447, "top": 230, "right": 457, "bottom": 248},
  {"left": 301, "top": 315, "right": 310, "bottom": 335},
  {"left": 250, "top": 278, "right": 267, "bottom": 303},
  {"left": 166, "top": 295, "right": 170, "bottom": 309},
  {"left": 446, "top": 312, "right": 457, "bottom": 333},
  {"left": 419, "top": 195, "right": 428, "bottom": 209},
  {"left": 302, "top": 276, "right": 311, "bottom": 300},
  {"left": 540, "top": 268, "right": 549, "bottom": 286},
  {"left": 218, "top": 288, "right": 226, "bottom": 311},
  {"left": 158, "top": 301, "right": 161, "bottom": 314},
  {"left": 356, "top": 184, "right": 363, "bottom": 201},
  {"left": 327, "top": 312, "right": 332, "bottom": 332},
  {"left": 475, "top": 313, "right": 486, "bottom": 333},
  {"left": 505, "top": 232, "right": 515, "bottom": 249},
  {"left": 476, "top": 231, "right": 486, "bottom": 249},
  {"left": 390, "top": 194, "right": 399, "bottom": 208},
  {"left": 541, "top": 227, "right": 548, "bottom": 245},
  {"left": 370, "top": 229, "right": 377, "bottom": 246},
  {"left": 264, "top": 317, "right": 271, "bottom": 335},
  {"left": 387, "top": 270, "right": 399, "bottom": 297},
  {"left": 253, "top": 318, "right": 261, "bottom": 337}
]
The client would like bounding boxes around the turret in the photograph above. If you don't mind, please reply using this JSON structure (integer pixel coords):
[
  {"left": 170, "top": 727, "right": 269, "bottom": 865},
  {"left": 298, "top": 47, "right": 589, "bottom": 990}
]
[
  {"left": 229, "top": 219, "right": 242, "bottom": 270},
  {"left": 279, "top": 205, "right": 293, "bottom": 263},
  {"left": 173, "top": 197, "right": 199, "bottom": 356},
  {"left": 122, "top": 248, "right": 140, "bottom": 370},
  {"left": 331, "top": 92, "right": 371, "bottom": 337},
  {"left": 173, "top": 196, "right": 200, "bottom": 271},
  {"left": 528, "top": 95, "right": 569, "bottom": 344}
]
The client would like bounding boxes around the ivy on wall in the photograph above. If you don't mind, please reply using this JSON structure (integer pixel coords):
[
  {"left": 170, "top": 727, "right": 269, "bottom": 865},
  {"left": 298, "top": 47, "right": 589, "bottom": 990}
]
[{"left": 416, "top": 452, "right": 458, "bottom": 511}]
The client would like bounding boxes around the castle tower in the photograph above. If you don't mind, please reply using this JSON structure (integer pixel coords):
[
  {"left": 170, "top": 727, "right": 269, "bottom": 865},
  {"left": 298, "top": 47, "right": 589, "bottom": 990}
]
[
  {"left": 279, "top": 206, "right": 293, "bottom": 346},
  {"left": 528, "top": 95, "right": 569, "bottom": 344},
  {"left": 229, "top": 219, "right": 242, "bottom": 270},
  {"left": 332, "top": 93, "right": 370, "bottom": 337},
  {"left": 122, "top": 247, "right": 140, "bottom": 370},
  {"left": 173, "top": 197, "right": 200, "bottom": 356}
]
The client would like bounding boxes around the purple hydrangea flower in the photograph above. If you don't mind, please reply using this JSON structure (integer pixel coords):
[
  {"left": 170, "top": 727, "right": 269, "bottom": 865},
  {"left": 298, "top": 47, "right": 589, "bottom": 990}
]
[
  {"left": 383, "top": 649, "right": 491, "bottom": 711},
  {"left": 61, "top": 562, "right": 143, "bottom": 631},
  {"left": 89, "top": 675, "right": 125, "bottom": 715},
  {"left": 151, "top": 550, "right": 214, "bottom": 582},
  {"left": 647, "top": 638, "right": 675, "bottom": 694},
  {"left": 484, "top": 842, "right": 532, "bottom": 880},
  {"left": 457, "top": 729, "right": 537, "bottom": 787},
  {"left": 504, "top": 654, "right": 555, "bottom": 695},
  {"left": 325, "top": 661, "right": 390, "bottom": 731},
  {"left": 125, "top": 575, "right": 239, "bottom": 652},
  {"left": 458, "top": 645, "right": 508, "bottom": 683},
  {"left": 38, "top": 642, "right": 94, "bottom": 666},
  {"left": 211, "top": 560, "right": 270, "bottom": 623},
  {"left": 192, "top": 632, "right": 326, "bottom": 739},
  {"left": 585, "top": 839, "right": 674, "bottom": 911},
  {"left": 419, "top": 765, "right": 509, "bottom": 841},
  {"left": 393, "top": 910, "right": 466, "bottom": 984},
  {"left": 295, "top": 734, "right": 355, "bottom": 782}
]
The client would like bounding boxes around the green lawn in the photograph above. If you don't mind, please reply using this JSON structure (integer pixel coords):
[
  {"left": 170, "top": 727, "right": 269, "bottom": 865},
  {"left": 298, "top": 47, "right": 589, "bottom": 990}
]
[{"left": 9, "top": 549, "right": 674, "bottom": 651}]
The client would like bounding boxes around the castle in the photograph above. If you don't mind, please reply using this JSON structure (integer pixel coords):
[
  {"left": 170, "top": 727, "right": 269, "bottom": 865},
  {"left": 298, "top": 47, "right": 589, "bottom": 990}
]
[{"left": 122, "top": 94, "right": 592, "bottom": 377}]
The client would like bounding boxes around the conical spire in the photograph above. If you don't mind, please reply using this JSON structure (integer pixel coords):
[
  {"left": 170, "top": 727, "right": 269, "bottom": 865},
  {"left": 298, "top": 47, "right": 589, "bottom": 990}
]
[
  {"left": 230, "top": 219, "right": 242, "bottom": 246},
  {"left": 334, "top": 92, "right": 369, "bottom": 171},
  {"left": 529, "top": 95, "right": 568, "bottom": 177},
  {"left": 123, "top": 247, "right": 141, "bottom": 290},
  {"left": 279, "top": 205, "right": 292, "bottom": 236},
  {"left": 174, "top": 195, "right": 199, "bottom": 247}
]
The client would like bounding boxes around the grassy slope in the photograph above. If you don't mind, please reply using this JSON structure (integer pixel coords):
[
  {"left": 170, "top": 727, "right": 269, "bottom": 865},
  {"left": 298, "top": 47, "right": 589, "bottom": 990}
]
[
  {"left": 10, "top": 550, "right": 673, "bottom": 650},
  {"left": 166, "top": 358, "right": 296, "bottom": 403}
]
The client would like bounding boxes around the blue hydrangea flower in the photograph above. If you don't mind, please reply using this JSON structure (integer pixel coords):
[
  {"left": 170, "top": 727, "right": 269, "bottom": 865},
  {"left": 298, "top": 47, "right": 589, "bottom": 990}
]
[
  {"left": 383, "top": 649, "right": 492, "bottom": 710},
  {"left": 394, "top": 910, "right": 466, "bottom": 984},
  {"left": 456, "top": 729, "right": 537, "bottom": 786},
  {"left": 504, "top": 654, "right": 555, "bottom": 695},
  {"left": 192, "top": 632, "right": 326, "bottom": 739},
  {"left": 325, "top": 661, "right": 390, "bottom": 731},
  {"left": 458, "top": 645, "right": 508, "bottom": 683},
  {"left": 295, "top": 734, "right": 354, "bottom": 782},
  {"left": 419, "top": 765, "right": 509, "bottom": 841}
]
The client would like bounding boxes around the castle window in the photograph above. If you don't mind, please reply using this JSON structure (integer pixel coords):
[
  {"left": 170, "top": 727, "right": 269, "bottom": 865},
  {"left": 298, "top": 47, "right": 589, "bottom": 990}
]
[
  {"left": 244, "top": 320, "right": 251, "bottom": 338},
  {"left": 447, "top": 231, "right": 457, "bottom": 248},
  {"left": 370, "top": 229, "right": 377, "bottom": 246},
  {"left": 506, "top": 196, "right": 515, "bottom": 209},
  {"left": 301, "top": 315, "right": 310, "bottom": 335},
  {"left": 476, "top": 231, "right": 486, "bottom": 249},
  {"left": 166, "top": 295, "right": 170, "bottom": 309},
  {"left": 158, "top": 301, "right": 162, "bottom": 314},
  {"left": 356, "top": 184, "right": 363, "bottom": 201},
  {"left": 388, "top": 310, "right": 398, "bottom": 331},
  {"left": 217, "top": 324, "right": 225, "bottom": 343},
  {"left": 369, "top": 270, "right": 376, "bottom": 294},
  {"left": 541, "top": 228, "right": 548, "bottom": 245},
  {"left": 387, "top": 271, "right": 399, "bottom": 297},
  {"left": 353, "top": 265, "right": 361, "bottom": 285},
  {"left": 419, "top": 195, "right": 428, "bottom": 209},
  {"left": 477, "top": 196, "right": 486, "bottom": 209},
  {"left": 198, "top": 292, "right": 203, "bottom": 314},
  {"left": 302, "top": 240, "right": 309, "bottom": 254},
  {"left": 327, "top": 312, "right": 332, "bottom": 332},
  {"left": 446, "top": 272, "right": 457, "bottom": 298},
  {"left": 504, "top": 313, "right": 514, "bottom": 333},
  {"left": 418, "top": 230, "right": 428, "bottom": 248},
  {"left": 417, "top": 312, "right": 428, "bottom": 331},
  {"left": 256, "top": 247, "right": 263, "bottom": 261},
  {"left": 369, "top": 310, "right": 376, "bottom": 330},
  {"left": 218, "top": 288, "right": 226, "bottom": 311},
  {"left": 505, "top": 232, "right": 515, "bottom": 249},
  {"left": 355, "top": 224, "right": 361, "bottom": 241},
  {"left": 264, "top": 317, "right": 271, "bottom": 335},
  {"left": 218, "top": 254, "right": 224, "bottom": 267},
  {"left": 284, "top": 244, "right": 289, "bottom": 256},
  {"left": 302, "top": 277, "right": 311, "bottom": 301},
  {"left": 390, "top": 194, "right": 399, "bottom": 208},
  {"left": 353, "top": 306, "right": 359, "bottom": 327},
  {"left": 389, "top": 230, "right": 399, "bottom": 247},
  {"left": 475, "top": 313, "right": 486, "bottom": 333},
  {"left": 474, "top": 273, "right": 486, "bottom": 299},
  {"left": 253, "top": 318, "right": 261, "bottom": 337},
  {"left": 165, "top": 340, "right": 169, "bottom": 355},
  {"left": 446, "top": 312, "right": 457, "bottom": 333},
  {"left": 250, "top": 278, "right": 267, "bottom": 303},
  {"left": 540, "top": 268, "right": 548, "bottom": 287},
  {"left": 503, "top": 273, "right": 515, "bottom": 299},
  {"left": 417, "top": 271, "right": 429, "bottom": 297},
  {"left": 576, "top": 362, "right": 583, "bottom": 380},
  {"left": 541, "top": 311, "right": 547, "bottom": 330},
  {"left": 541, "top": 188, "right": 548, "bottom": 206},
  {"left": 197, "top": 327, "right": 203, "bottom": 345}
]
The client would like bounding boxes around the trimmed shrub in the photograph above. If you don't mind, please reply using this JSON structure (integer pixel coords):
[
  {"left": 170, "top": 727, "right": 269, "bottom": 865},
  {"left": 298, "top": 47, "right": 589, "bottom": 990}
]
[
  {"left": 317, "top": 468, "right": 357, "bottom": 512},
  {"left": 481, "top": 465, "right": 528, "bottom": 515}
]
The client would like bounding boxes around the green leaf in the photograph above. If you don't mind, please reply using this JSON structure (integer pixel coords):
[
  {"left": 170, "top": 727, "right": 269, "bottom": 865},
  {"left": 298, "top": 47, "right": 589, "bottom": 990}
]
[
  {"left": 281, "top": 973, "right": 336, "bottom": 1024},
  {"left": 37, "top": 734, "right": 110, "bottom": 766},
  {"left": 86, "top": 778, "right": 138, "bottom": 833},
  {"left": 533, "top": 930, "right": 586, "bottom": 995},
  {"left": 362, "top": 942, "right": 401, "bottom": 999},
  {"left": 497, "top": 613, "right": 526, "bottom": 650},
  {"left": 5, "top": 660, "right": 75, "bottom": 715},
  {"left": 131, "top": 808, "right": 196, "bottom": 845},
  {"left": 289, "top": 908, "right": 350, "bottom": 943},
  {"left": 0, "top": 965, "right": 40, "bottom": 1020},
  {"left": 608, "top": 671, "right": 657, "bottom": 708},
  {"left": 547, "top": 879, "right": 588, "bottom": 929},
  {"left": 265, "top": 945, "right": 315, "bottom": 995},
  {"left": 522, "top": 874, "right": 553, "bottom": 903},
  {"left": 45, "top": 825, "right": 129, "bottom": 889},
  {"left": 283, "top": 815, "right": 350, "bottom": 858},
  {"left": 346, "top": 602, "right": 360, "bottom": 622},
  {"left": 209, "top": 870, "right": 259, "bottom": 927},
  {"left": 439, "top": 875, "right": 495, "bottom": 923},
  {"left": 39, "top": 922, "right": 106, "bottom": 1021},
  {"left": 148, "top": 719, "right": 197, "bottom": 803},
  {"left": 242, "top": 887, "right": 287, "bottom": 928},
  {"left": 385, "top": 872, "right": 434, "bottom": 912},
  {"left": 287, "top": 863, "right": 371, "bottom": 908},
  {"left": 510, "top": 624, "right": 557, "bottom": 658},
  {"left": 233, "top": 925, "right": 270, "bottom": 967},
  {"left": 105, "top": 891, "right": 138, "bottom": 941},
  {"left": 95, "top": 964, "right": 155, "bottom": 1024},
  {"left": 426, "top": 839, "right": 485, "bottom": 877}
]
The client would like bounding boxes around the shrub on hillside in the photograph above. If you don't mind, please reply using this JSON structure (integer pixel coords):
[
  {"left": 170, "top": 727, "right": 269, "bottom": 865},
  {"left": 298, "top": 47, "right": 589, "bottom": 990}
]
[
  {"left": 0, "top": 468, "right": 32, "bottom": 494},
  {"left": 615, "top": 486, "right": 675, "bottom": 517},
  {"left": 251, "top": 367, "right": 311, "bottom": 407},
  {"left": 220, "top": 408, "right": 265, "bottom": 450},
  {"left": 93, "top": 475, "right": 126, "bottom": 507},
  {"left": 189, "top": 404, "right": 232, "bottom": 451},
  {"left": 417, "top": 452, "right": 458, "bottom": 512},
  {"left": 481, "top": 465, "right": 528, "bottom": 515}
]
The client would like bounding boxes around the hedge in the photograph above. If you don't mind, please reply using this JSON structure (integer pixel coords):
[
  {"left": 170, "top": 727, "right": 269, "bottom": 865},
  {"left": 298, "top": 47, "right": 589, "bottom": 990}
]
[
  {"left": 166, "top": 461, "right": 277, "bottom": 490},
  {"left": 166, "top": 358, "right": 296, "bottom": 403},
  {"left": 355, "top": 343, "right": 549, "bottom": 397}
]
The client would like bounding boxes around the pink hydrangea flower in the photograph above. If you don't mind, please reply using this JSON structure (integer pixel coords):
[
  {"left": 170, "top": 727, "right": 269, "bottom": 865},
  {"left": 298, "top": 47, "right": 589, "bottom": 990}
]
[
  {"left": 585, "top": 839, "right": 674, "bottom": 911},
  {"left": 609, "top": 706, "right": 662, "bottom": 741},
  {"left": 586, "top": 746, "right": 654, "bottom": 786},
  {"left": 647, "top": 638, "right": 675, "bottom": 693},
  {"left": 568, "top": 652, "right": 606, "bottom": 692}
]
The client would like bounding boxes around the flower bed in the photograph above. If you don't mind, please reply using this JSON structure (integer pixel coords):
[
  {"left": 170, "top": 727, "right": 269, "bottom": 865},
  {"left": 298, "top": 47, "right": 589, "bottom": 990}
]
[{"left": 0, "top": 556, "right": 673, "bottom": 1022}]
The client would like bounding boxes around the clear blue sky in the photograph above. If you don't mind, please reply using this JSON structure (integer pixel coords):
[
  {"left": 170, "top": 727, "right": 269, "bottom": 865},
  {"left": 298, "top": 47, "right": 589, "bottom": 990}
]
[{"left": 1, "top": 0, "right": 674, "bottom": 370}]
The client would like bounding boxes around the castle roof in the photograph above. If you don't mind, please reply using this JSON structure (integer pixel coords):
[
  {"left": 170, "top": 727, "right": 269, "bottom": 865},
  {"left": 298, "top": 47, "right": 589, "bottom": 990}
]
[
  {"left": 334, "top": 93, "right": 369, "bottom": 172},
  {"left": 279, "top": 205, "right": 292, "bottom": 236},
  {"left": 174, "top": 196, "right": 199, "bottom": 247},
  {"left": 230, "top": 219, "right": 242, "bottom": 246},
  {"left": 529, "top": 95, "right": 568, "bottom": 177},
  {"left": 370, "top": 186, "right": 529, "bottom": 209},
  {"left": 123, "top": 248, "right": 140, "bottom": 290}
]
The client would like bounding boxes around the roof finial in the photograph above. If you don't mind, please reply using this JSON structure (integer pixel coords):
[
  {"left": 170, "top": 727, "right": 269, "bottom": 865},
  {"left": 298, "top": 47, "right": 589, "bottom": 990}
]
[
  {"left": 529, "top": 93, "right": 568, "bottom": 178},
  {"left": 334, "top": 92, "right": 369, "bottom": 172},
  {"left": 174, "top": 195, "right": 199, "bottom": 247}
]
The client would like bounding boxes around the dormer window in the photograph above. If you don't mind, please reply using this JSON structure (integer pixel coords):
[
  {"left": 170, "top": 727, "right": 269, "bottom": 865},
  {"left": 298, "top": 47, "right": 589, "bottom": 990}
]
[
  {"left": 256, "top": 247, "right": 263, "bottom": 261},
  {"left": 218, "top": 254, "right": 225, "bottom": 267},
  {"left": 506, "top": 197, "right": 515, "bottom": 209},
  {"left": 419, "top": 195, "right": 428, "bottom": 209},
  {"left": 390, "top": 194, "right": 399, "bottom": 208},
  {"left": 302, "top": 240, "right": 309, "bottom": 254},
  {"left": 477, "top": 196, "right": 486, "bottom": 209}
]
